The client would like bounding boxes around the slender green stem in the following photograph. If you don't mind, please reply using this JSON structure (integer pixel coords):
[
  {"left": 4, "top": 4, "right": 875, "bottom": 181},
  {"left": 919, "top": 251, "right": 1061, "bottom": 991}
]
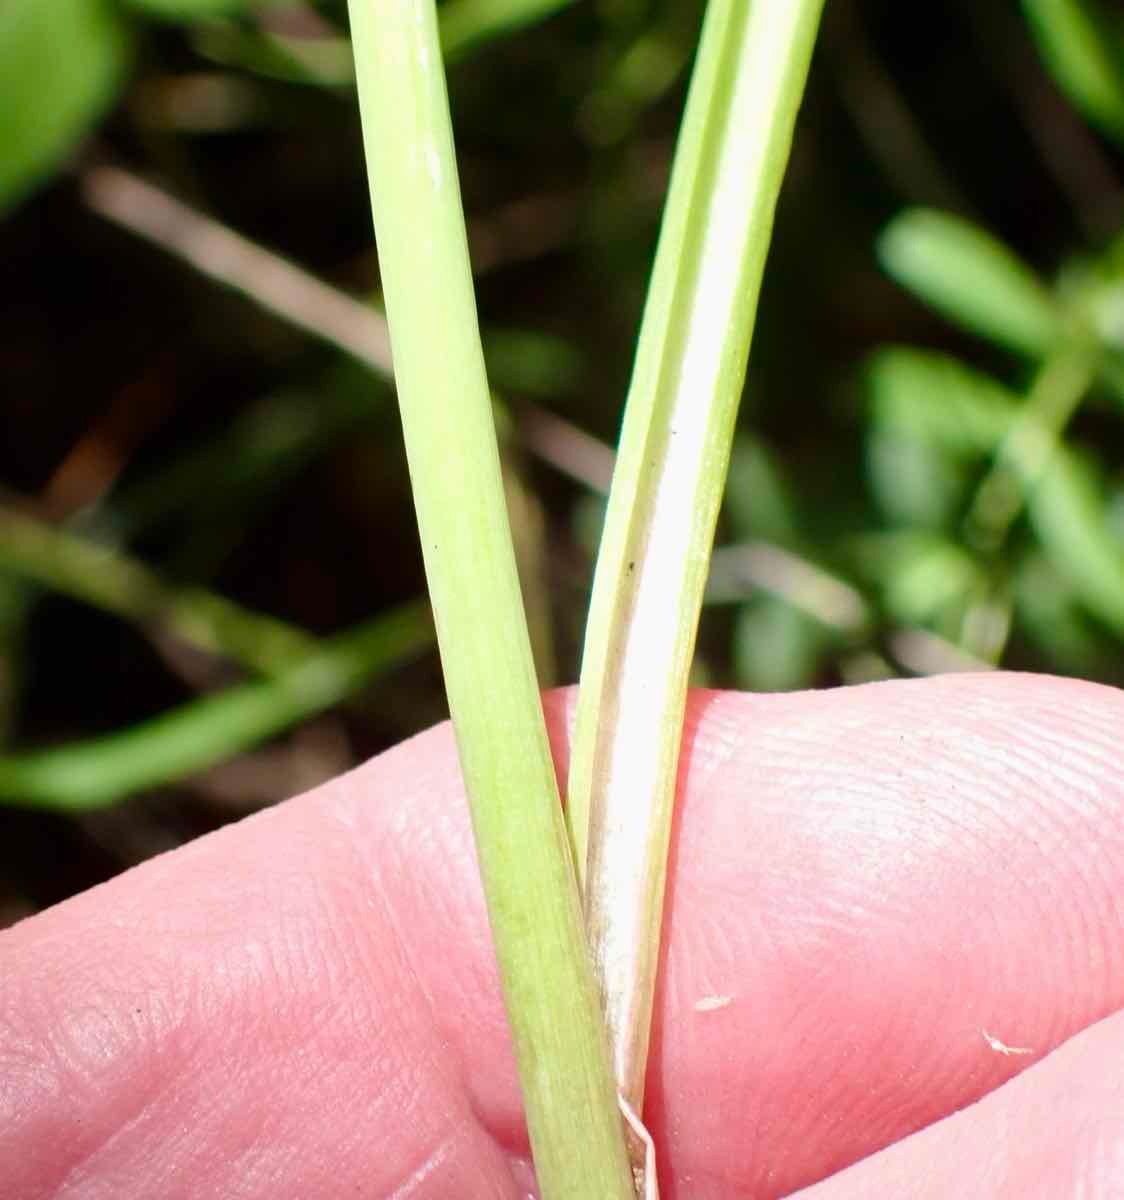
[
  {"left": 964, "top": 346, "right": 1095, "bottom": 551},
  {"left": 345, "top": 2, "right": 634, "bottom": 1196},
  {"left": 567, "top": 0, "right": 825, "bottom": 1128},
  {"left": 0, "top": 505, "right": 316, "bottom": 674}
]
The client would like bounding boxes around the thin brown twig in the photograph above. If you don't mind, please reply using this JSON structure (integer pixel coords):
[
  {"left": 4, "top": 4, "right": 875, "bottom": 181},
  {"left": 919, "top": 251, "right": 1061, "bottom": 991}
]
[{"left": 83, "top": 166, "right": 395, "bottom": 373}]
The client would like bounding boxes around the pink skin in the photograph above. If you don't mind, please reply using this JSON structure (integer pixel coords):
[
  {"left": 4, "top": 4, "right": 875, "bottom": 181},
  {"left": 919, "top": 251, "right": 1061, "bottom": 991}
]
[{"left": 2, "top": 672, "right": 1123, "bottom": 1198}]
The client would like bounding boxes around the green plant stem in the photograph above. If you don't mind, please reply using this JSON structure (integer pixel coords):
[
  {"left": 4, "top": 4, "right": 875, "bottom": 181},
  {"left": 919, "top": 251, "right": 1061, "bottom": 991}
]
[
  {"left": 0, "top": 601, "right": 432, "bottom": 810},
  {"left": 567, "top": 0, "right": 824, "bottom": 1131},
  {"left": 0, "top": 505, "right": 316, "bottom": 674},
  {"left": 345, "top": 2, "right": 634, "bottom": 1196},
  {"left": 964, "top": 346, "right": 1095, "bottom": 551}
]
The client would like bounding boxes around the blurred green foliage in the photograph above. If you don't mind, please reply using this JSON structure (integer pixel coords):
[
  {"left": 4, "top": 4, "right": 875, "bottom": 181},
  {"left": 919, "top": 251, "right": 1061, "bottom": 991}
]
[
  {"left": 877, "top": 209, "right": 1063, "bottom": 358},
  {"left": 1023, "top": 0, "right": 1124, "bottom": 146},
  {"left": 124, "top": 0, "right": 266, "bottom": 18},
  {"left": 1, "top": 0, "right": 1122, "bottom": 912},
  {"left": 0, "top": 0, "right": 131, "bottom": 212}
]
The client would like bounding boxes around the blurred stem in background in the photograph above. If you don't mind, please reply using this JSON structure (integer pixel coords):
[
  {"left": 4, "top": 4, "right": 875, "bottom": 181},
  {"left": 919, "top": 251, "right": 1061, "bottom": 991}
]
[
  {"left": 0, "top": 600, "right": 433, "bottom": 810},
  {"left": 964, "top": 347, "right": 1095, "bottom": 553},
  {"left": 84, "top": 166, "right": 396, "bottom": 375},
  {"left": 0, "top": 504, "right": 317, "bottom": 674}
]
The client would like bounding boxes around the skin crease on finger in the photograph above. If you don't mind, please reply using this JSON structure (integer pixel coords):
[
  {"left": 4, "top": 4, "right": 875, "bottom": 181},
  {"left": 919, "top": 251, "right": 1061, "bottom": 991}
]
[{"left": 0, "top": 672, "right": 1122, "bottom": 1199}]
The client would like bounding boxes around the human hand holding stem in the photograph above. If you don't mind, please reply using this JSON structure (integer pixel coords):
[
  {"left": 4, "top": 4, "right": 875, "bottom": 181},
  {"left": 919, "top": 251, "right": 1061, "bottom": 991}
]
[{"left": 4, "top": 676, "right": 1124, "bottom": 1197}]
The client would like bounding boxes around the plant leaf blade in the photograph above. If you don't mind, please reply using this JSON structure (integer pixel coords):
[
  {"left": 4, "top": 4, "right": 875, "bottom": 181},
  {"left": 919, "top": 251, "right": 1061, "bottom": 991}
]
[
  {"left": 878, "top": 209, "right": 1062, "bottom": 358},
  {"left": 568, "top": 0, "right": 825, "bottom": 1123},
  {"left": 0, "top": 0, "right": 131, "bottom": 212}
]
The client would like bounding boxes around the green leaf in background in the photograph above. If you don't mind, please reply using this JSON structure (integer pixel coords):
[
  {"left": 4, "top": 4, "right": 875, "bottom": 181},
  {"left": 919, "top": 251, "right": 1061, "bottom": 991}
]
[
  {"left": 0, "top": 0, "right": 131, "bottom": 212},
  {"left": 852, "top": 531, "right": 981, "bottom": 631},
  {"left": 0, "top": 601, "right": 433, "bottom": 811},
  {"left": 1023, "top": 0, "right": 1124, "bottom": 147},
  {"left": 1015, "top": 551, "right": 1115, "bottom": 673},
  {"left": 733, "top": 595, "right": 828, "bottom": 692},
  {"left": 439, "top": 0, "right": 576, "bottom": 63},
  {"left": 878, "top": 209, "right": 1062, "bottom": 358},
  {"left": 724, "top": 435, "right": 799, "bottom": 542},
  {"left": 1031, "top": 449, "right": 1124, "bottom": 638},
  {"left": 191, "top": 21, "right": 355, "bottom": 88},
  {"left": 865, "top": 347, "right": 1124, "bottom": 641},
  {"left": 866, "top": 430, "right": 970, "bottom": 531},
  {"left": 122, "top": 0, "right": 264, "bottom": 18},
  {"left": 866, "top": 347, "right": 1014, "bottom": 453},
  {"left": 482, "top": 327, "right": 586, "bottom": 397}
]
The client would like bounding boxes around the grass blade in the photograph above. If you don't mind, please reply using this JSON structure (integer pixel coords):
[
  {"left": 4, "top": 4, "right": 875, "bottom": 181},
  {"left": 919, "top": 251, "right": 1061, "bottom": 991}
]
[{"left": 567, "top": 0, "right": 825, "bottom": 1129}]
